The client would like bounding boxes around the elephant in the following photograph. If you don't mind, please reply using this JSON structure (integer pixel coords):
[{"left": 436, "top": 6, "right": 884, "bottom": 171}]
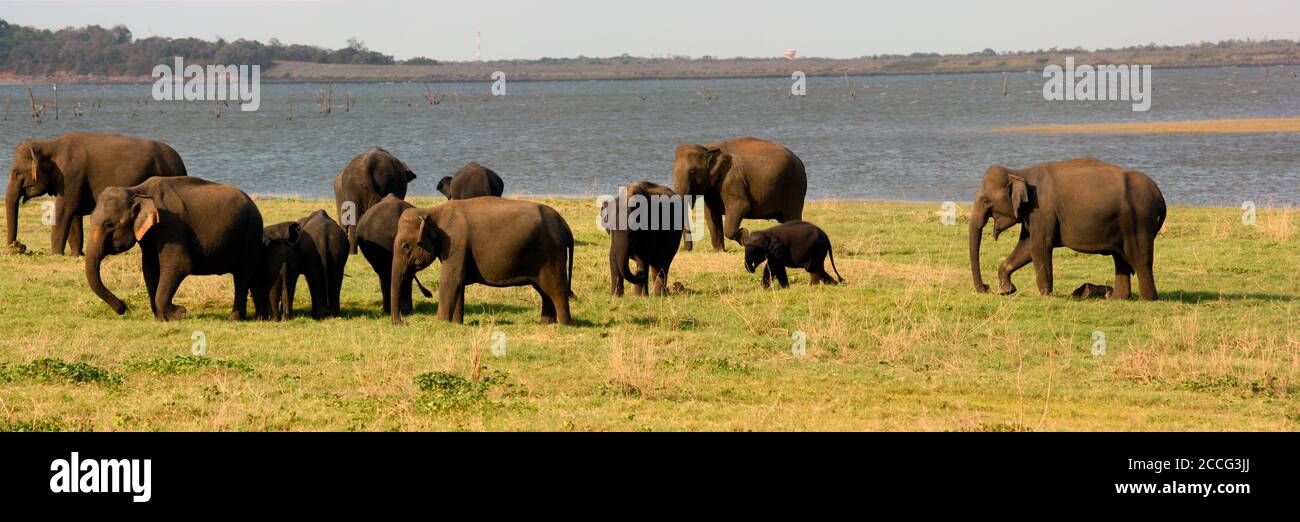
[
  {"left": 673, "top": 137, "right": 807, "bottom": 252},
  {"left": 265, "top": 210, "right": 350, "bottom": 319},
  {"left": 743, "top": 221, "right": 843, "bottom": 288},
  {"left": 332, "top": 147, "right": 417, "bottom": 255},
  {"left": 390, "top": 197, "right": 574, "bottom": 326},
  {"left": 437, "top": 161, "right": 504, "bottom": 200},
  {"left": 604, "top": 181, "right": 684, "bottom": 297},
  {"left": 6, "top": 133, "right": 187, "bottom": 256},
  {"left": 355, "top": 194, "right": 433, "bottom": 315},
  {"left": 968, "top": 158, "right": 1167, "bottom": 301},
  {"left": 259, "top": 224, "right": 301, "bottom": 322},
  {"left": 85, "top": 177, "right": 265, "bottom": 321}
]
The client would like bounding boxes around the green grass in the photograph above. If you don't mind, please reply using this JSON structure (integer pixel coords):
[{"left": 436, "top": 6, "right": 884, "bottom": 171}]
[{"left": 1, "top": 196, "right": 1297, "bottom": 431}]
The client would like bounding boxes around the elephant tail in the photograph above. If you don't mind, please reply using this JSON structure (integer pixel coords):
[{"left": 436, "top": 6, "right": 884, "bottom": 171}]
[
  {"left": 413, "top": 274, "right": 433, "bottom": 298},
  {"left": 1155, "top": 195, "right": 1167, "bottom": 235},
  {"left": 567, "top": 241, "right": 576, "bottom": 299},
  {"left": 828, "top": 242, "right": 845, "bottom": 283}
]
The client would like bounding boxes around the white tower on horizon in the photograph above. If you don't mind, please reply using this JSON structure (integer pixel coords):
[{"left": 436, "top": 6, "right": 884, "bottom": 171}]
[{"left": 476, "top": 29, "right": 482, "bottom": 62}]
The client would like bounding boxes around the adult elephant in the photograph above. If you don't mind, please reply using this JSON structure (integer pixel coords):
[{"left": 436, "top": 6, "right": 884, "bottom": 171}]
[
  {"left": 332, "top": 147, "right": 417, "bottom": 255},
  {"left": 265, "top": 210, "right": 350, "bottom": 319},
  {"left": 355, "top": 194, "right": 433, "bottom": 315},
  {"left": 969, "top": 158, "right": 1166, "bottom": 301},
  {"left": 85, "top": 177, "right": 265, "bottom": 321},
  {"left": 673, "top": 137, "right": 807, "bottom": 252},
  {"left": 6, "top": 133, "right": 187, "bottom": 256},
  {"left": 437, "top": 161, "right": 504, "bottom": 200},
  {"left": 390, "top": 197, "right": 574, "bottom": 325}
]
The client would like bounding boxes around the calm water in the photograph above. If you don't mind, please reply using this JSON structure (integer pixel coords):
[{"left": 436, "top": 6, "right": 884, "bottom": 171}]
[{"left": 3, "top": 67, "right": 1298, "bottom": 206}]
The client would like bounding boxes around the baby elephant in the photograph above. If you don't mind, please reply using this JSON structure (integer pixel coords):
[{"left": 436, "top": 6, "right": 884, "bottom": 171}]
[
  {"left": 604, "top": 181, "right": 684, "bottom": 297},
  {"left": 258, "top": 223, "right": 301, "bottom": 321},
  {"left": 744, "top": 221, "right": 844, "bottom": 288},
  {"left": 437, "top": 161, "right": 505, "bottom": 200},
  {"left": 265, "top": 210, "right": 350, "bottom": 319}
]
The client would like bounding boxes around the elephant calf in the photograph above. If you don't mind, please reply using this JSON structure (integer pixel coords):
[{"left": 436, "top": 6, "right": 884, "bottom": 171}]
[
  {"left": 390, "top": 197, "right": 574, "bottom": 325},
  {"left": 438, "top": 161, "right": 505, "bottom": 200},
  {"left": 968, "top": 158, "right": 1166, "bottom": 300},
  {"left": 603, "top": 181, "right": 684, "bottom": 297},
  {"left": 85, "top": 177, "right": 265, "bottom": 321},
  {"left": 266, "top": 210, "right": 350, "bottom": 319},
  {"left": 259, "top": 224, "right": 301, "bottom": 321},
  {"left": 744, "top": 221, "right": 844, "bottom": 288},
  {"left": 356, "top": 194, "right": 433, "bottom": 315}
]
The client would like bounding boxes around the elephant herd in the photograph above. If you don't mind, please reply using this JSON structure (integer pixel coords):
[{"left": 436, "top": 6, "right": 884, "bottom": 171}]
[{"left": 4, "top": 132, "right": 1169, "bottom": 327}]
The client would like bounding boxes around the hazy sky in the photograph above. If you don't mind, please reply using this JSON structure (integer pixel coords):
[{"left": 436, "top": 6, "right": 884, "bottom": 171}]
[{"left": 2, "top": 0, "right": 1297, "bottom": 61}]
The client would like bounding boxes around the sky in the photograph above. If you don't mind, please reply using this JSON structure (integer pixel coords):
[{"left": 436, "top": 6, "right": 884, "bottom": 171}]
[{"left": 2, "top": 0, "right": 1297, "bottom": 61}]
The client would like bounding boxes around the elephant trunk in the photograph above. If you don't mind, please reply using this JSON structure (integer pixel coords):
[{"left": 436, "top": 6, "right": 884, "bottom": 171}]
[
  {"left": 612, "top": 230, "right": 646, "bottom": 285},
  {"left": 85, "top": 238, "right": 127, "bottom": 315},
  {"left": 5, "top": 177, "right": 20, "bottom": 246},
  {"left": 969, "top": 205, "right": 990, "bottom": 293},
  {"left": 675, "top": 181, "right": 694, "bottom": 251},
  {"left": 390, "top": 255, "right": 408, "bottom": 325}
]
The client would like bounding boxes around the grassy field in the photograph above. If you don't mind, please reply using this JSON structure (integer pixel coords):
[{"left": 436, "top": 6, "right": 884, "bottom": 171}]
[{"left": 0, "top": 197, "right": 1296, "bottom": 431}]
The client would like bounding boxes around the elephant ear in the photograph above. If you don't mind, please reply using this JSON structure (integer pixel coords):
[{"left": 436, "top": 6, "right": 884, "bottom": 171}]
[
  {"left": 27, "top": 143, "right": 42, "bottom": 182},
  {"left": 706, "top": 147, "right": 732, "bottom": 185},
  {"left": 765, "top": 236, "right": 790, "bottom": 265},
  {"left": 132, "top": 196, "right": 161, "bottom": 241},
  {"left": 1008, "top": 174, "right": 1030, "bottom": 219},
  {"left": 400, "top": 161, "right": 417, "bottom": 182},
  {"left": 285, "top": 222, "right": 302, "bottom": 244}
]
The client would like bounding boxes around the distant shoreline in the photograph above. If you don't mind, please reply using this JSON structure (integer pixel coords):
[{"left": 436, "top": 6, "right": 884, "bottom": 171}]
[{"left": 3, "top": 47, "right": 1298, "bottom": 85}]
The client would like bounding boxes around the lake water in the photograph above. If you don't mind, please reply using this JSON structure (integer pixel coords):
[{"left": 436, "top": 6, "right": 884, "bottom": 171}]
[{"left": 3, "top": 67, "right": 1298, "bottom": 206}]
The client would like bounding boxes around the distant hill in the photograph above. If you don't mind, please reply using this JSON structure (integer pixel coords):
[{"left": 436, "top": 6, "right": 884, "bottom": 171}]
[
  {"left": 0, "top": 18, "right": 400, "bottom": 79},
  {"left": 3, "top": 18, "right": 1299, "bottom": 83}
]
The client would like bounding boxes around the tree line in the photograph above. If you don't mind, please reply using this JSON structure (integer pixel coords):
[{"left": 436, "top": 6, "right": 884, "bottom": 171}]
[{"left": 0, "top": 19, "right": 421, "bottom": 77}]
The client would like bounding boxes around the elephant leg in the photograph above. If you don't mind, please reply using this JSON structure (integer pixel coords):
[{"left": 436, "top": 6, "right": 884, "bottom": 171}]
[
  {"left": 1133, "top": 237, "right": 1158, "bottom": 301},
  {"left": 232, "top": 268, "right": 257, "bottom": 322},
  {"left": 722, "top": 201, "right": 750, "bottom": 249},
  {"left": 68, "top": 215, "right": 84, "bottom": 257},
  {"left": 770, "top": 263, "right": 790, "bottom": 288},
  {"left": 706, "top": 202, "right": 726, "bottom": 252},
  {"left": 50, "top": 197, "right": 74, "bottom": 256},
  {"left": 287, "top": 274, "right": 297, "bottom": 317},
  {"left": 155, "top": 245, "right": 192, "bottom": 322},
  {"left": 551, "top": 286, "right": 571, "bottom": 325},
  {"left": 809, "top": 269, "right": 824, "bottom": 286},
  {"left": 437, "top": 264, "right": 464, "bottom": 323},
  {"left": 609, "top": 253, "right": 624, "bottom": 297},
  {"left": 452, "top": 285, "right": 466, "bottom": 324},
  {"left": 1030, "top": 244, "right": 1054, "bottom": 296},
  {"left": 537, "top": 285, "right": 556, "bottom": 324},
  {"left": 142, "top": 249, "right": 161, "bottom": 316},
  {"left": 1111, "top": 255, "right": 1133, "bottom": 300},
  {"left": 997, "top": 238, "right": 1034, "bottom": 295},
  {"left": 650, "top": 265, "right": 668, "bottom": 296},
  {"left": 761, "top": 265, "right": 773, "bottom": 289},
  {"left": 306, "top": 265, "right": 326, "bottom": 320},
  {"left": 632, "top": 258, "right": 648, "bottom": 296},
  {"left": 373, "top": 253, "right": 394, "bottom": 314}
]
